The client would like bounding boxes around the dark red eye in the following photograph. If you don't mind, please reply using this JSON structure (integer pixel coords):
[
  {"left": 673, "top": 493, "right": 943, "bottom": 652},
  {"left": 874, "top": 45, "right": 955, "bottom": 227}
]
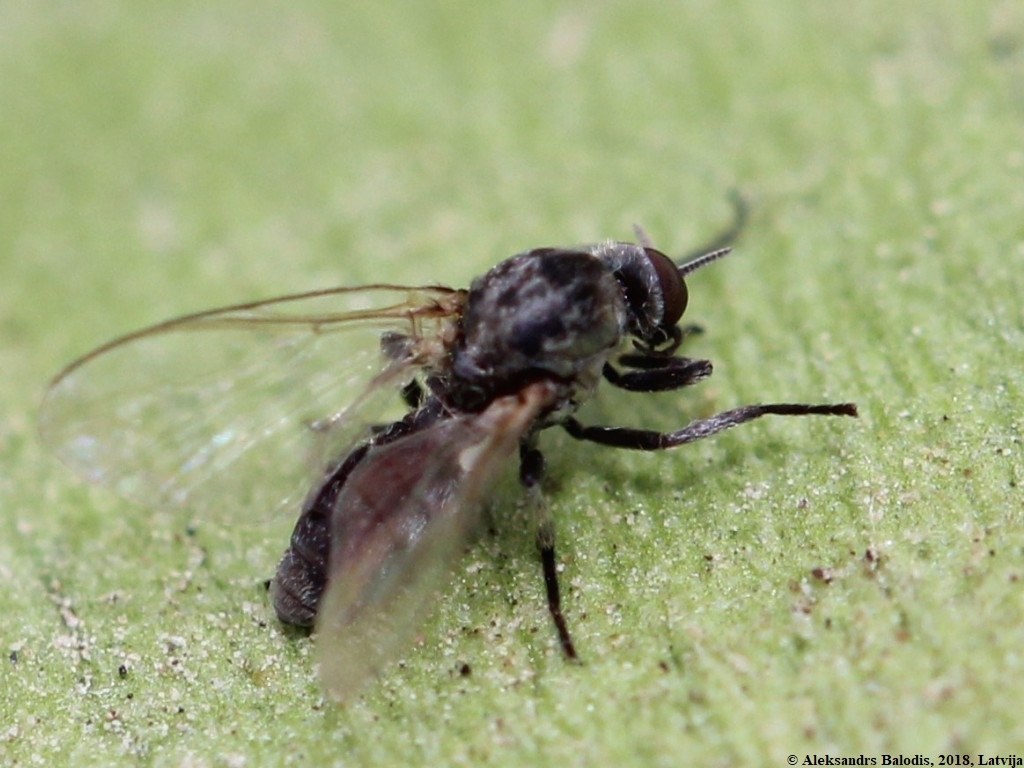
[{"left": 644, "top": 248, "right": 687, "bottom": 326}]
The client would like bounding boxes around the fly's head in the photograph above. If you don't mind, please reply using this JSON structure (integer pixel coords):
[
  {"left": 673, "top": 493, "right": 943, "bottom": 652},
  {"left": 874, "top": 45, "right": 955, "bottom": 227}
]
[
  {"left": 446, "top": 241, "right": 729, "bottom": 410},
  {"left": 596, "top": 242, "right": 730, "bottom": 355}
]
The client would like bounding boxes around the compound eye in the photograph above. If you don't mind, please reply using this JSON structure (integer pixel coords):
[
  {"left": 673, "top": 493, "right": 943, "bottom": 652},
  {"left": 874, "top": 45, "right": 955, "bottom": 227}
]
[{"left": 644, "top": 248, "right": 688, "bottom": 326}]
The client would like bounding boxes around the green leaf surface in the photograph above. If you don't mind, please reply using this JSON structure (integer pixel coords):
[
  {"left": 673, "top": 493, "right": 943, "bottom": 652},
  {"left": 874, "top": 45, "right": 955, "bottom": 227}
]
[{"left": 2, "top": 1, "right": 1022, "bottom": 765}]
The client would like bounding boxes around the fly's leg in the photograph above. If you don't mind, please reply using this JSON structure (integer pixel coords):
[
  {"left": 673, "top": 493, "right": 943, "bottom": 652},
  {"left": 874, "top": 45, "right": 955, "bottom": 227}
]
[
  {"left": 519, "top": 440, "right": 578, "bottom": 660},
  {"left": 602, "top": 358, "right": 712, "bottom": 393},
  {"left": 562, "top": 402, "right": 858, "bottom": 450}
]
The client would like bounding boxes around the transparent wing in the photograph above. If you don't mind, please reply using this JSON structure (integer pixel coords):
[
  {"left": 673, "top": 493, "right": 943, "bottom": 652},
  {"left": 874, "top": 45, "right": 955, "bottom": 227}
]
[
  {"left": 315, "top": 382, "right": 556, "bottom": 702},
  {"left": 39, "top": 284, "right": 465, "bottom": 522}
]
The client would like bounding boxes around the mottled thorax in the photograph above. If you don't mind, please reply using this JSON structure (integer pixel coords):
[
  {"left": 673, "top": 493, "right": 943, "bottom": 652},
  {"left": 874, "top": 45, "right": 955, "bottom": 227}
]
[{"left": 452, "top": 249, "right": 627, "bottom": 391}]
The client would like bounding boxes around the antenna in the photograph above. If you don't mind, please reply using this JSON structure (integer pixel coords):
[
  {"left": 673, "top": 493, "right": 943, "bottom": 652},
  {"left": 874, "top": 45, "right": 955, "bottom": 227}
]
[{"left": 677, "top": 247, "right": 731, "bottom": 278}]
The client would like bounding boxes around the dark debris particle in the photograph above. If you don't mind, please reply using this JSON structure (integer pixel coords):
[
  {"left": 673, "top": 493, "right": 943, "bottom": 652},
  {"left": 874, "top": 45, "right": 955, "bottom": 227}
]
[
  {"left": 862, "top": 548, "right": 883, "bottom": 575},
  {"left": 459, "top": 663, "right": 472, "bottom": 677},
  {"left": 811, "top": 567, "right": 834, "bottom": 583}
]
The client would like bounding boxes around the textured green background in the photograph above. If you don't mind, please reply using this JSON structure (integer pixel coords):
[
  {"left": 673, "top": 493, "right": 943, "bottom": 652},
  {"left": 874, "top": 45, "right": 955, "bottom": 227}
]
[{"left": 2, "top": 1, "right": 1022, "bottom": 765}]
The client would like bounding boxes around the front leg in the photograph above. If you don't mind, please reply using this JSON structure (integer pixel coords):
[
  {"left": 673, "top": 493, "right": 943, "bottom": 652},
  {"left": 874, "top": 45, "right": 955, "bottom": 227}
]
[
  {"left": 563, "top": 402, "right": 858, "bottom": 450},
  {"left": 602, "top": 358, "right": 712, "bottom": 393},
  {"left": 519, "top": 440, "right": 578, "bottom": 660}
]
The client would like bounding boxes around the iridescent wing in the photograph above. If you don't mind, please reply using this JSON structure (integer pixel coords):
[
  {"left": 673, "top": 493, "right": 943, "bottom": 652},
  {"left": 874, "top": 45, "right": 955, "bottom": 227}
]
[
  {"left": 39, "top": 284, "right": 465, "bottom": 522},
  {"left": 315, "top": 382, "right": 556, "bottom": 701}
]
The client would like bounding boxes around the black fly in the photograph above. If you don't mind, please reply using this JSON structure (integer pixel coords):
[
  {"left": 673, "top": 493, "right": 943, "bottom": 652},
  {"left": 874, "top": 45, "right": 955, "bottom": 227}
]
[{"left": 40, "top": 209, "right": 857, "bottom": 700}]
